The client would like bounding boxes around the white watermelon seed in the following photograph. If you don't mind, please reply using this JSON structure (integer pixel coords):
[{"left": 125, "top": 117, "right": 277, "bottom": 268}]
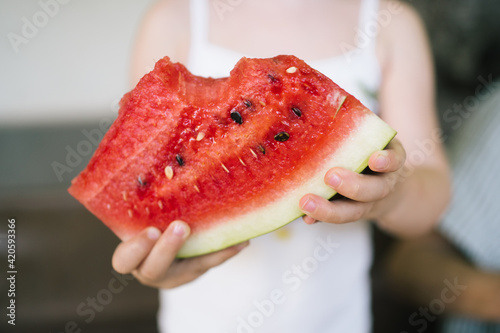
[
  {"left": 164, "top": 165, "right": 174, "bottom": 179},
  {"left": 249, "top": 148, "right": 258, "bottom": 158},
  {"left": 128, "top": 209, "right": 133, "bottom": 218},
  {"left": 194, "top": 184, "right": 200, "bottom": 193},
  {"left": 239, "top": 157, "right": 246, "bottom": 166},
  {"left": 158, "top": 200, "right": 164, "bottom": 209},
  {"left": 196, "top": 132, "right": 205, "bottom": 141},
  {"left": 221, "top": 163, "right": 230, "bottom": 173},
  {"left": 286, "top": 66, "right": 297, "bottom": 73},
  {"left": 122, "top": 191, "right": 127, "bottom": 201}
]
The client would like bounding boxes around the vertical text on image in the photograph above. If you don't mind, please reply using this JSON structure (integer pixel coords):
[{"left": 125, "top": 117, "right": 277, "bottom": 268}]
[{"left": 6, "top": 218, "right": 17, "bottom": 326}]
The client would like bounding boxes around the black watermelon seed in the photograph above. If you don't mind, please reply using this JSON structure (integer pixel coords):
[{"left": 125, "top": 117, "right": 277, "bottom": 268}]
[
  {"left": 274, "top": 132, "right": 290, "bottom": 142},
  {"left": 176, "top": 154, "right": 184, "bottom": 166},
  {"left": 291, "top": 107, "right": 302, "bottom": 117},
  {"left": 267, "top": 72, "right": 283, "bottom": 94},
  {"left": 137, "top": 175, "right": 149, "bottom": 187},
  {"left": 243, "top": 100, "right": 252, "bottom": 108},
  {"left": 267, "top": 73, "right": 279, "bottom": 83},
  {"left": 230, "top": 110, "right": 243, "bottom": 124},
  {"left": 258, "top": 145, "right": 266, "bottom": 155}
]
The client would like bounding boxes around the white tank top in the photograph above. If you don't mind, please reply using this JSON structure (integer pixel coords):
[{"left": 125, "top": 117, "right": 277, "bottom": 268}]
[{"left": 159, "top": 1, "right": 381, "bottom": 332}]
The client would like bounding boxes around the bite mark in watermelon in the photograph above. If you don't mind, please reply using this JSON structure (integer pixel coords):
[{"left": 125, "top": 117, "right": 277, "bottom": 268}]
[{"left": 68, "top": 55, "right": 396, "bottom": 258}]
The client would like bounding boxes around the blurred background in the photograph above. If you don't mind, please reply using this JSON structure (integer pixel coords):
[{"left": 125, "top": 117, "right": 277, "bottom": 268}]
[
  {"left": 1, "top": 0, "right": 499, "bottom": 332},
  {"left": 0, "top": 1, "right": 160, "bottom": 332}
]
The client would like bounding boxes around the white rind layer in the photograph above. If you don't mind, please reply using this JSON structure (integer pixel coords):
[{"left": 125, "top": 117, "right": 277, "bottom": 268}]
[{"left": 177, "top": 113, "right": 396, "bottom": 257}]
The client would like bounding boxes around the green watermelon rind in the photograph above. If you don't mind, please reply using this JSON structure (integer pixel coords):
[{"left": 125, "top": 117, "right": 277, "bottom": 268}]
[{"left": 176, "top": 112, "right": 396, "bottom": 258}]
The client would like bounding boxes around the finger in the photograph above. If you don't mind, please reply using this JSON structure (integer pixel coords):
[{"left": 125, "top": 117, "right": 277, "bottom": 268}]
[
  {"left": 161, "top": 241, "right": 250, "bottom": 289},
  {"left": 183, "top": 242, "right": 249, "bottom": 276},
  {"left": 300, "top": 194, "right": 373, "bottom": 224},
  {"left": 368, "top": 138, "right": 406, "bottom": 173},
  {"left": 112, "top": 227, "right": 162, "bottom": 274},
  {"left": 302, "top": 215, "right": 317, "bottom": 225},
  {"left": 135, "top": 221, "right": 190, "bottom": 283},
  {"left": 324, "top": 168, "right": 395, "bottom": 202}
]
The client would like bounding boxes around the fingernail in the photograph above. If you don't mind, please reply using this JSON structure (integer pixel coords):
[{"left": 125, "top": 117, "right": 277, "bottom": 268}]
[
  {"left": 171, "top": 221, "right": 188, "bottom": 237},
  {"left": 327, "top": 172, "right": 341, "bottom": 188},
  {"left": 375, "top": 151, "right": 389, "bottom": 170},
  {"left": 147, "top": 227, "right": 161, "bottom": 240},
  {"left": 301, "top": 198, "right": 317, "bottom": 213}
]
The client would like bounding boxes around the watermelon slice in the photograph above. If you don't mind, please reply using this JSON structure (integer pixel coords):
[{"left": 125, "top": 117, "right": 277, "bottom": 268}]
[{"left": 69, "top": 55, "right": 396, "bottom": 258}]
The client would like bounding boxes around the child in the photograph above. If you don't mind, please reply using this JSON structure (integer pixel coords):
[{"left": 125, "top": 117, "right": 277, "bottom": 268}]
[{"left": 112, "top": 0, "right": 450, "bottom": 331}]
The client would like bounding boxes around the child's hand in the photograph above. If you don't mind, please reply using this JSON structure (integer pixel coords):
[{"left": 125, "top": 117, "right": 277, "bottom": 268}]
[
  {"left": 300, "top": 138, "right": 406, "bottom": 224},
  {"left": 112, "top": 221, "right": 249, "bottom": 289}
]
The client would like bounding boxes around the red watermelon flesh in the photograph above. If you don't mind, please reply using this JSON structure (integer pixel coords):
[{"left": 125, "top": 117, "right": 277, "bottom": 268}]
[{"left": 69, "top": 55, "right": 396, "bottom": 258}]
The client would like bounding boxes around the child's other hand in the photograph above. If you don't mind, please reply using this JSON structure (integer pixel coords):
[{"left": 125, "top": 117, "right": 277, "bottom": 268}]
[
  {"left": 300, "top": 138, "right": 406, "bottom": 224},
  {"left": 112, "top": 221, "right": 249, "bottom": 289}
]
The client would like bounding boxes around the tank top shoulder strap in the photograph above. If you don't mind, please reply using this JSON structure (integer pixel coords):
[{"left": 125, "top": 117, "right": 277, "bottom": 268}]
[
  {"left": 356, "top": 0, "right": 380, "bottom": 50},
  {"left": 189, "top": 0, "right": 210, "bottom": 54}
]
